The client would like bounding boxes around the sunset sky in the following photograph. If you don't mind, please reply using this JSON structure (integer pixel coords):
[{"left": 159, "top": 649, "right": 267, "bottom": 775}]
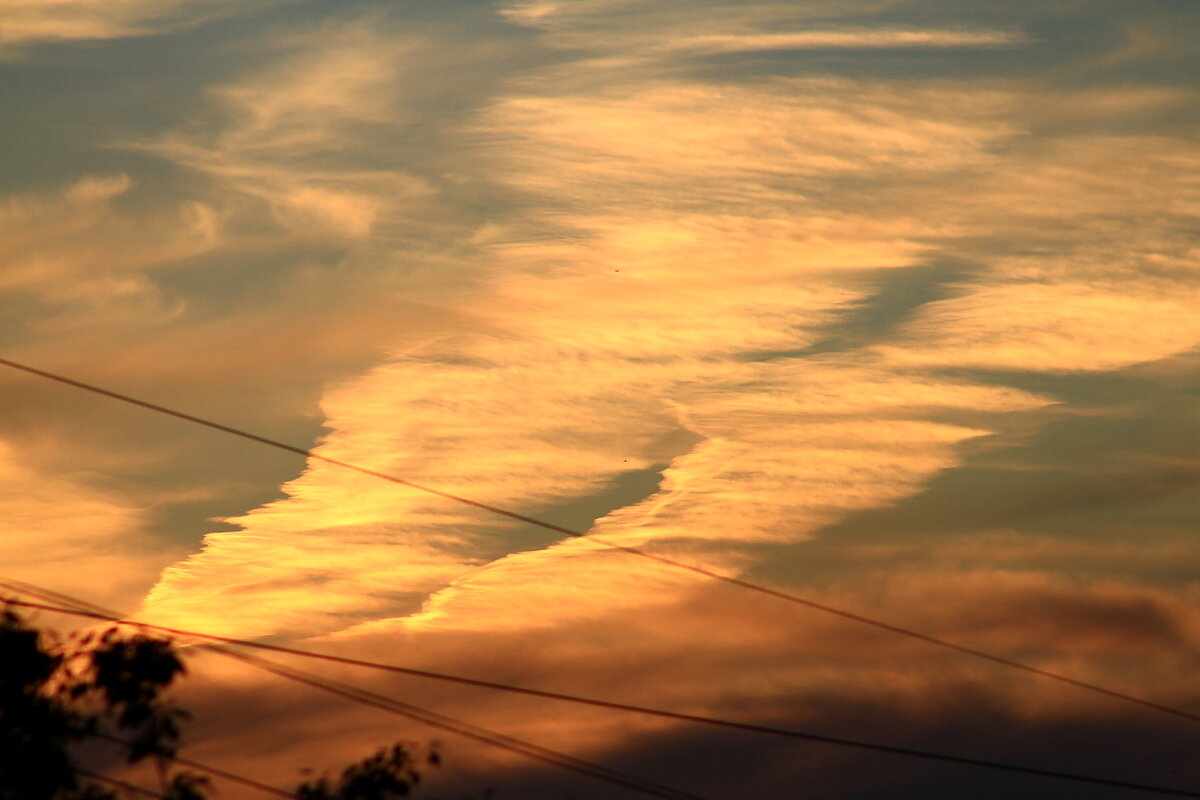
[{"left": 2, "top": 0, "right": 1199, "bottom": 797}]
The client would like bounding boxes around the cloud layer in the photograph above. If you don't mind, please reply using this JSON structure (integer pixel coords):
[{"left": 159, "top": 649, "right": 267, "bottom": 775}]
[{"left": 3, "top": 0, "right": 1199, "bottom": 796}]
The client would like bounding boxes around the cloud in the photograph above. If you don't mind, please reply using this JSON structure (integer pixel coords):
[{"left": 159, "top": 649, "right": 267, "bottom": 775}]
[
  {"left": 137, "top": 564, "right": 1200, "bottom": 797},
  {"left": 136, "top": 6, "right": 1053, "bottom": 642},
  {"left": 138, "top": 265, "right": 1045, "bottom": 640},
  {"left": 0, "top": 439, "right": 174, "bottom": 611},
  {"left": 870, "top": 132, "right": 1200, "bottom": 372},
  {"left": 481, "top": 79, "right": 1012, "bottom": 201},
  {"left": 0, "top": 0, "right": 290, "bottom": 53},
  {"left": 659, "top": 30, "right": 1025, "bottom": 54},
  {"left": 498, "top": 0, "right": 919, "bottom": 46},
  {"left": 876, "top": 281, "right": 1200, "bottom": 372},
  {"left": 117, "top": 0, "right": 1199, "bottom": 711},
  {"left": 8, "top": 1, "right": 1200, "bottom": 796},
  {"left": 142, "top": 16, "right": 450, "bottom": 241},
  {"left": 136, "top": 89, "right": 1050, "bottom": 634},
  {"left": 0, "top": 174, "right": 214, "bottom": 333}
]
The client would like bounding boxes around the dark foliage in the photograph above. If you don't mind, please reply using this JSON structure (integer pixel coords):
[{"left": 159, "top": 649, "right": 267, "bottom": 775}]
[
  {"left": 1, "top": 605, "right": 194, "bottom": 800},
  {"left": 0, "top": 605, "right": 440, "bottom": 800},
  {"left": 297, "top": 743, "right": 437, "bottom": 800},
  {"left": 0, "top": 607, "right": 78, "bottom": 800}
]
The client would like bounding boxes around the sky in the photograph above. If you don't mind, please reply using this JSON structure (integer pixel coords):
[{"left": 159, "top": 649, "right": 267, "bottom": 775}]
[{"left": 1, "top": 0, "right": 1199, "bottom": 797}]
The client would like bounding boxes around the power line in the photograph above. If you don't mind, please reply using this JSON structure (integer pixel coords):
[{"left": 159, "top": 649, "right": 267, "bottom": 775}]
[
  {"left": 6, "top": 591, "right": 1200, "bottom": 798},
  {"left": 92, "top": 732, "right": 292, "bottom": 798},
  {"left": 76, "top": 769, "right": 165, "bottom": 799},
  {"left": 10, "top": 591, "right": 708, "bottom": 800},
  {"left": 4, "top": 580, "right": 289, "bottom": 799},
  {"left": 1, "top": 587, "right": 710, "bottom": 800},
  {"left": 219, "top": 649, "right": 711, "bottom": 800},
  {"left": 0, "top": 356, "right": 1193, "bottom": 726}
]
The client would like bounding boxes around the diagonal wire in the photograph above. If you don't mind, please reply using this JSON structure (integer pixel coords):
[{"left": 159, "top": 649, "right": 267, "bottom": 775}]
[
  {"left": 91, "top": 732, "right": 292, "bottom": 798},
  {"left": 219, "top": 648, "right": 711, "bottom": 800},
  {"left": 5, "top": 579, "right": 292, "bottom": 797},
  {"left": 1, "top": 585, "right": 709, "bottom": 800},
  {"left": 6, "top": 588, "right": 1200, "bottom": 798},
  {"left": 0, "top": 356, "right": 1195, "bottom": 726},
  {"left": 76, "top": 769, "right": 166, "bottom": 799}
]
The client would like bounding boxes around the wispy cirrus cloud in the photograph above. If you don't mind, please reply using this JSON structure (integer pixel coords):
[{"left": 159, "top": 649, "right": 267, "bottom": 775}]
[
  {"left": 147, "top": 20, "right": 436, "bottom": 241},
  {"left": 139, "top": 30, "right": 1050, "bottom": 638},
  {"left": 0, "top": 440, "right": 173, "bottom": 610},
  {"left": 659, "top": 30, "right": 1024, "bottom": 53},
  {"left": 0, "top": 173, "right": 213, "bottom": 335},
  {"left": 499, "top": 0, "right": 1023, "bottom": 68},
  {"left": 0, "top": 0, "right": 291, "bottom": 53}
]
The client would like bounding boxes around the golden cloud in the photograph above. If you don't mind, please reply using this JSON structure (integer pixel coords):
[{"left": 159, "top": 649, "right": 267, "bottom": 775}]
[{"left": 0, "top": 440, "right": 173, "bottom": 611}]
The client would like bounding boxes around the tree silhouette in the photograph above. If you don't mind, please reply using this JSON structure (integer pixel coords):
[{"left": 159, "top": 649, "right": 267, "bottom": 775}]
[{"left": 0, "top": 605, "right": 436, "bottom": 800}]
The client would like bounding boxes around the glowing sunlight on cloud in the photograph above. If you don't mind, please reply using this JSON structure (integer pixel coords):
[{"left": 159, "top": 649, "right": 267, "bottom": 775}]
[
  {"left": 0, "top": 440, "right": 168, "bottom": 610},
  {"left": 659, "top": 29, "right": 1024, "bottom": 54}
]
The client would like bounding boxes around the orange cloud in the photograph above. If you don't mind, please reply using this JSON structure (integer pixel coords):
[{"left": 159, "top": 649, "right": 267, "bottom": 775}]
[
  {"left": 0, "top": 175, "right": 218, "bottom": 338},
  {"left": 0, "top": 440, "right": 175, "bottom": 612},
  {"left": 137, "top": 13, "right": 1056, "bottom": 641},
  {"left": 8, "top": 3, "right": 1192, "bottom": 796},
  {"left": 130, "top": 561, "right": 1200, "bottom": 798},
  {"left": 0, "top": 0, "right": 290, "bottom": 52},
  {"left": 660, "top": 30, "right": 1024, "bottom": 53},
  {"left": 144, "top": 18, "right": 436, "bottom": 241}
]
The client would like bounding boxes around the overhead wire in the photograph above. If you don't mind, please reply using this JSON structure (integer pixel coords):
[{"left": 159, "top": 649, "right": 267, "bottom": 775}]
[
  {"left": 91, "top": 732, "right": 292, "bottom": 799},
  {"left": 76, "top": 769, "right": 166, "bottom": 799},
  {"left": 5, "top": 579, "right": 290, "bottom": 798},
  {"left": 1, "top": 585, "right": 710, "bottom": 800},
  {"left": 5, "top": 589, "right": 1200, "bottom": 798},
  {"left": 219, "top": 648, "right": 712, "bottom": 800},
  {"left": 0, "top": 356, "right": 1194, "bottom": 727}
]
